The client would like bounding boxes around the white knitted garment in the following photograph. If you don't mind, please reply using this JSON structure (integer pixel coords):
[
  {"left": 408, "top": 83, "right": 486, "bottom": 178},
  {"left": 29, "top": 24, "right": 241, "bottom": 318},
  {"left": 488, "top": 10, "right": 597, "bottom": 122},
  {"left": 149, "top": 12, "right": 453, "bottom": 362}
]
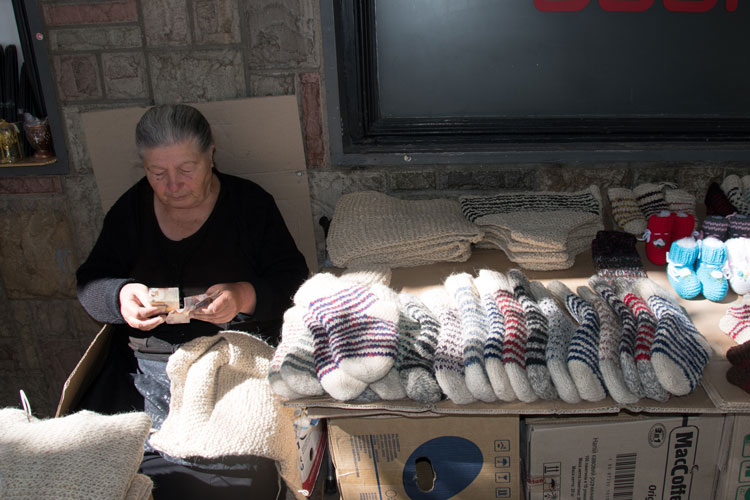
[
  {"left": 326, "top": 191, "right": 483, "bottom": 268},
  {"left": 0, "top": 409, "right": 152, "bottom": 500},
  {"left": 148, "top": 330, "right": 302, "bottom": 497}
]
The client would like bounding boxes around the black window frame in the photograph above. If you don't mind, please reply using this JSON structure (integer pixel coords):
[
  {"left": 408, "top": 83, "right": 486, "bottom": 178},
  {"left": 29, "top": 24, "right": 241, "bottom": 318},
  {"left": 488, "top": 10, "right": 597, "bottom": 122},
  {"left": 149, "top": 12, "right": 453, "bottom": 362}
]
[{"left": 323, "top": 0, "right": 750, "bottom": 164}]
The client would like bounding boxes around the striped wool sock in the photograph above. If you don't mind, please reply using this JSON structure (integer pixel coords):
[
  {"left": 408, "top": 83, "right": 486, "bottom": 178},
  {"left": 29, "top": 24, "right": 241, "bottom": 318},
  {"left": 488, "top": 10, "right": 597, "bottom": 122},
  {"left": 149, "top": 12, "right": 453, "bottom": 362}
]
[
  {"left": 421, "top": 288, "right": 476, "bottom": 404},
  {"left": 608, "top": 187, "right": 647, "bottom": 236},
  {"left": 742, "top": 175, "right": 750, "bottom": 215},
  {"left": 268, "top": 330, "right": 304, "bottom": 400},
  {"left": 665, "top": 189, "right": 697, "bottom": 217},
  {"left": 530, "top": 281, "right": 581, "bottom": 404},
  {"left": 617, "top": 283, "right": 671, "bottom": 402},
  {"left": 636, "top": 279, "right": 711, "bottom": 396},
  {"left": 398, "top": 293, "right": 443, "bottom": 404},
  {"left": 722, "top": 174, "right": 746, "bottom": 214},
  {"left": 274, "top": 306, "right": 324, "bottom": 398},
  {"left": 727, "top": 213, "right": 750, "bottom": 239},
  {"left": 720, "top": 300, "right": 750, "bottom": 345},
  {"left": 295, "top": 273, "right": 400, "bottom": 383},
  {"left": 508, "top": 269, "right": 557, "bottom": 400},
  {"left": 474, "top": 270, "right": 517, "bottom": 401},
  {"left": 633, "top": 183, "right": 669, "bottom": 219},
  {"left": 444, "top": 273, "right": 497, "bottom": 403},
  {"left": 369, "top": 367, "right": 406, "bottom": 400},
  {"left": 577, "top": 286, "right": 639, "bottom": 404},
  {"left": 701, "top": 215, "right": 730, "bottom": 240},
  {"left": 547, "top": 281, "right": 607, "bottom": 402},
  {"left": 478, "top": 270, "right": 538, "bottom": 402},
  {"left": 588, "top": 276, "right": 645, "bottom": 399}
]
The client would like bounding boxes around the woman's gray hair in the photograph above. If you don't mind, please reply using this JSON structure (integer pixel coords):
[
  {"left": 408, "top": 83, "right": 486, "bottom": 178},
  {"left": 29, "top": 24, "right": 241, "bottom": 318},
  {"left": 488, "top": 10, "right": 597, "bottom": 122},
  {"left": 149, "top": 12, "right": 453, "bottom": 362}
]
[{"left": 135, "top": 104, "right": 213, "bottom": 157}]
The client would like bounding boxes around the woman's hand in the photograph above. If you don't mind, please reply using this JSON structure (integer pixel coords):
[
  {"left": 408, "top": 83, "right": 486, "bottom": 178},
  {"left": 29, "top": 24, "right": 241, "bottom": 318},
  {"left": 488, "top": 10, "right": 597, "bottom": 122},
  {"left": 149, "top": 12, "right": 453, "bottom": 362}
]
[
  {"left": 191, "top": 282, "right": 256, "bottom": 325},
  {"left": 119, "top": 283, "right": 166, "bottom": 331}
]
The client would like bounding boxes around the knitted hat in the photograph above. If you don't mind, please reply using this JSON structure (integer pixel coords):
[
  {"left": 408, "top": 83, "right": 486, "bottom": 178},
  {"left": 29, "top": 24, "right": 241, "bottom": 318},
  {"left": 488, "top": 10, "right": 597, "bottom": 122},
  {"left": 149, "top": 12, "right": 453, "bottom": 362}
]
[
  {"left": 148, "top": 331, "right": 302, "bottom": 494},
  {"left": 633, "top": 183, "right": 669, "bottom": 219},
  {"left": 608, "top": 187, "right": 647, "bottom": 235},
  {"left": 725, "top": 238, "right": 750, "bottom": 295},
  {"left": 444, "top": 273, "right": 497, "bottom": 403},
  {"left": 529, "top": 281, "right": 582, "bottom": 404},
  {"left": 701, "top": 215, "right": 730, "bottom": 241},
  {"left": 705, "top": 182, "right": 738, "bottom": 217},
  {"left": 0, "top": 408, "right": 152, "bottom": 500}
]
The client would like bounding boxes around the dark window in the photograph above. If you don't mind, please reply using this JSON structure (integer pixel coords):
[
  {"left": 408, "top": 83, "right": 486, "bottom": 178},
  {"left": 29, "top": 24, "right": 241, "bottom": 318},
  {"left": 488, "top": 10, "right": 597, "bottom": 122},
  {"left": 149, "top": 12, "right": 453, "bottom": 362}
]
[{"left": 328, "top": 0, "right": 750, "bottom": 159}]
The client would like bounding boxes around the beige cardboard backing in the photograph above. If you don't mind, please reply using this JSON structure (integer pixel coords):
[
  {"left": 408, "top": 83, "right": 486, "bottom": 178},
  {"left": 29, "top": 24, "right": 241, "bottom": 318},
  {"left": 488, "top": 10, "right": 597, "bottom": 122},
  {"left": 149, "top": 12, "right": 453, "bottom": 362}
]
[
  {"left": 287, "top": 244, "right": 750, "bottom": 417},
  {"left": 80, "top": 96, "right": 318, "bottom": 273}
]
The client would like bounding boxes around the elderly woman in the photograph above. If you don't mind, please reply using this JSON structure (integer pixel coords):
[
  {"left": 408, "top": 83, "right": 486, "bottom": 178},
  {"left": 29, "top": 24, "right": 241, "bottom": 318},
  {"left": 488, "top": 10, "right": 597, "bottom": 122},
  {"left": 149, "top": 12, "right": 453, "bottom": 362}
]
[{"left": 76, "top": 104, "right": 309, "bottom": 499}]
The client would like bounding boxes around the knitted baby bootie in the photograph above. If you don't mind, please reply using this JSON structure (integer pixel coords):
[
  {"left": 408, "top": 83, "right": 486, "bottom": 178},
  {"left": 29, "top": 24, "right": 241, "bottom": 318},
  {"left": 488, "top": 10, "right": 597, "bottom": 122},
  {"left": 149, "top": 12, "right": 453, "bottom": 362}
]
[
  {"left": 644, "top": 210, "right": 674, "bottom": 266},
  {"left": 666, "top": 237, "right": 701, "bottom": 300},
  {"left": 725, "top": 238, "right": 750, "bottom": 296},
  {"left": 701, "top": 215, "right": 730, "bottom": 241},
  {"left": 670, "top": 212, "right": 696, "bottom": 241},
  {"left": 696, "top": 237, "right": 729, "bottom": 302}
]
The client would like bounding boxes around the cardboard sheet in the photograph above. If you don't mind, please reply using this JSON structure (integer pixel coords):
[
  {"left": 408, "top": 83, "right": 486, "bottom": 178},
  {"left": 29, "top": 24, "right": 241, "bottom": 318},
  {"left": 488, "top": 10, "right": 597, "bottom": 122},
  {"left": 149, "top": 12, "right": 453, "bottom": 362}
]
[
  {"left": 287, "top": 245, "right": 750, "bottom": 417},
  {"left": 80, "top": 96, "right": 318, "bottom": 273}
]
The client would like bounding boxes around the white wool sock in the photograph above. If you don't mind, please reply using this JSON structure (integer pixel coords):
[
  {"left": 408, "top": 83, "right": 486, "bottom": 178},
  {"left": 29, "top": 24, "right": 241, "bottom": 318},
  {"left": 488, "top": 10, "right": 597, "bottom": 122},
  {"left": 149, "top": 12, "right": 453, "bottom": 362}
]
[
  {"left": 272, "top": 306, "right": 324, "bottom": 398},
  {"left": 397, "top": 293, "right": 443, "bottom": 404}
]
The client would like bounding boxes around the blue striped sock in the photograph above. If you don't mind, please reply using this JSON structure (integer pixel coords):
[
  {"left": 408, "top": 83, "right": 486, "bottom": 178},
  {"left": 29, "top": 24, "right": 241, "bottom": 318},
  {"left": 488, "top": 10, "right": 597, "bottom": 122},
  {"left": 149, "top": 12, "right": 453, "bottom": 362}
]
[
  {"left": 508, "top": 270, "right": 557, "bottom": 400},
  {"left": 445, "top": 273, "right": 497, "bottom": 403},
  {"left": 547, "top": 281, "right": 607, "bottom": 402}
]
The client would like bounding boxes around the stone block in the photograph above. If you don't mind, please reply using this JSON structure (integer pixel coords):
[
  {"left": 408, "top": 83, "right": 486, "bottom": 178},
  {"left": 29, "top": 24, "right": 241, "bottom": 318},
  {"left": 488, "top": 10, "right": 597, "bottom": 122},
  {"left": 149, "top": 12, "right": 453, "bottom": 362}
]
[
  {"left": 62, "top": 106, "right": 93, "bottom": 176},
  {"left": 534, "top": 164, "right": 630, "bottom": 192},
  {"left": 64, "top": 174, "right": 104, "bottom": 261},
  {"left": 437, "top": 168, "right": 534, "bottom": 191},
  {"left": 242, "top": 0, "right": 319, "bottom": 69},
  {"left": 0, "top": 177, "right": 61, "bottom": 195},
  {"left": 102, "top": 52, "right": 149, "bottom": 99},
  {"left": 193, "top": 0, "right": 241, "bottom": 45},
  {"left": 0, "top": 199, "right": 78, "bottom": 299},
  {"left": 49, "top": 26, "right": 142, "bottom": 51},
  {"left": 0, "top": 369, "right": 55, "bottom": 418},
  {"left": 388, "top": 170, "right": 436, "bottom": 191},
  {"left": 142, "top": 0, "right": 190, "bottom": 46},
  {"left": 300, "top": 73, "right": 325, "bottom": 168},
  {"left": 150, "top": 49, "right": 245, "bottom": 103},
  {"left": 43, "top": 0, "right": 138, "bottom": 26},
  {"left": 248, "top": 72, "right": 296, "bottom": 96},
  {"left": 53, "top": 54, "right": 102, "bottom": 101}
]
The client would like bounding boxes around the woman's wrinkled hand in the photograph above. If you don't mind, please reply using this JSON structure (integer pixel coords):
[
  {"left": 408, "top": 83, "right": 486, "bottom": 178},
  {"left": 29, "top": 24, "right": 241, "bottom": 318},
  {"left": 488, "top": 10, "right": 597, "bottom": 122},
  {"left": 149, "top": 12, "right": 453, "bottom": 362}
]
[
  {"left": 119, "top": 283, "right": 166, "bottom": 331},
  {"left": 190, "top": 282, "right": 256, "bottom": 325}
]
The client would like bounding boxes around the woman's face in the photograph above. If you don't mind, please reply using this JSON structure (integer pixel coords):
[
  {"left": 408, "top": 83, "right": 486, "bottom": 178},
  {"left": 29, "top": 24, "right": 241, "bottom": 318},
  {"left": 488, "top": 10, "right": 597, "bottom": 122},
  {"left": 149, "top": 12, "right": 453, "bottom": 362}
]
[{"left": 142, "top": 139, "right": 215, "bottom": 210}]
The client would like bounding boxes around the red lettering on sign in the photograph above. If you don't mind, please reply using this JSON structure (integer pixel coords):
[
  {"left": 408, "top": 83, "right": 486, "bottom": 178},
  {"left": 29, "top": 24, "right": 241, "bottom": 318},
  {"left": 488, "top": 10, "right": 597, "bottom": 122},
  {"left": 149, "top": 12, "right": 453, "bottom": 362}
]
[
  {"left": 534, "top": 0, "right": 590, "bottom": 11},
  {"left": 598, "top": 0, "right": 655, "bottom": 11},
  {"left": 663, "top": 0, "right": 717, "bottom": 11}
]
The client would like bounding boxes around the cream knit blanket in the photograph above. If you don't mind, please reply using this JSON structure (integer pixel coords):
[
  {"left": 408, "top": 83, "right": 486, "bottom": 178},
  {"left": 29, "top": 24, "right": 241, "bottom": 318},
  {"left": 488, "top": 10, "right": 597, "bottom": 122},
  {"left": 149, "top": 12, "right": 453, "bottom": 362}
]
[
  {"left": 0, "top": 409, "right": 152, "bottom": 500},
  {"left": 148, "top": 330, "right": 303, "bottom": 499}
]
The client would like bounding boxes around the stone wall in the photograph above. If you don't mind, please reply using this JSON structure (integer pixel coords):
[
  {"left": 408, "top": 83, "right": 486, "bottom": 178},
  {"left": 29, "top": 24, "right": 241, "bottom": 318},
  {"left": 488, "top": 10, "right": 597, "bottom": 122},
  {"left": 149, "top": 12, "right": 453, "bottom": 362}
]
[{"left": 0, "top": 0, "right": 748, "bottom": 416}]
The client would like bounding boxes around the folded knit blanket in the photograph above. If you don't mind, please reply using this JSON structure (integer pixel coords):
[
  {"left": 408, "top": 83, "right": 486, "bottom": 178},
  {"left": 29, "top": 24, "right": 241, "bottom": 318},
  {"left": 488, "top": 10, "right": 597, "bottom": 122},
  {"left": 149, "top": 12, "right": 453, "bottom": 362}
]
[
  {"left": 326, "top": 191, "right": 483, "bottom": 268},
  {"left": 0, "top": 409, "right": 152, "bottom": 500}
]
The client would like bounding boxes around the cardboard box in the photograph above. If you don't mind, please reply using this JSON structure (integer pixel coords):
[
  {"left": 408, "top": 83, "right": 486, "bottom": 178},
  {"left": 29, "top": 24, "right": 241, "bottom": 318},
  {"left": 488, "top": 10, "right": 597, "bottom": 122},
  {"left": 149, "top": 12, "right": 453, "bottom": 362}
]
[
  {"left": 524, "top": 414, "right": 725, "bottom": 500},
  {"left": 328, "top": 415, "right": 521, "bottom": 499},
  {"left": 715, "top": 414, "right": 750, "bottom": 500}
]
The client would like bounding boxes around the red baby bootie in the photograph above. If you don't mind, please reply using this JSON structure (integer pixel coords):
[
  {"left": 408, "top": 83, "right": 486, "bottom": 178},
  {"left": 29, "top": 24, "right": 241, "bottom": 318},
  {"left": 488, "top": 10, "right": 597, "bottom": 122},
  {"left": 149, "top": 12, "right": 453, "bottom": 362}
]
[{"left": 644, "top": 210, "right": 674, "bottom": 266}]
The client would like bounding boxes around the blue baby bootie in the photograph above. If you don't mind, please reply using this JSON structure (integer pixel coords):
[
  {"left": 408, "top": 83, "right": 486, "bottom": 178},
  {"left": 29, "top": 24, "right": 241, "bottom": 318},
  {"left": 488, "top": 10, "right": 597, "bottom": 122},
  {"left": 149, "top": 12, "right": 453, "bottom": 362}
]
[
  {"left": 696, "top": 236, "right": 729, "bottom": 302},
  {"left": 666, "top": 237, "right": 701, "bottom": 299}
]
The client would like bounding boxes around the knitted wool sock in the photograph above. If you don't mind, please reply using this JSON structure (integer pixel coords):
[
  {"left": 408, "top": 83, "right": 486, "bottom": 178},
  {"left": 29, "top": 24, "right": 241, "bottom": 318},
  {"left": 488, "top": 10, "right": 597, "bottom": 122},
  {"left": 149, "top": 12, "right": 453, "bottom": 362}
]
[
  {"left": 671, "top": 212, "right": 696, "bottom": 240},
  {"left": 666, "top": 237, "right": 702, "bottom": 300},
  {"left": 478, "top": 269, "right": 538, "bottom": 403},
  {"left": 725, "top": 238, "right": 750, "bottom": 295},
  {"left": 268, "top": 345, "right": 303, "bottom": 400},
  {"left": 617, "top": 284, "right": 671, "bottom": 402},
  {"left": 398, "top": 293, "right": 443, "bottom": 404},
  {"left": 634, "top": 183, "right": 669, "bottom": 219},
  {"left": 529, "top": 281, "right": 581, "bottom": 403},
  {"left": 701, "top": 215, "right": 730, "bottom": 241},
  {"left": 444, "top": 273, "right": 497, "bottom": 403},
  {"left": 720, "top": 301, "right": 750, "bottom": 344},
  {"left": 295, "top": 273, "right": 399, "bottom": 383},
  {"left": 547, "top": 281, "right": 607, "bottom": 402},
  {"left": 722, "top": 174, "right": 746, "bottom": 214},
  {"left": 696, "top": 237, "right": 729, "bottom": 302},
  {"left": 706, "top": 182, "right": 738, "bottom": 217},
  {"left": 508, "top": 269, "right": 557, "bottom": 400},
  {"left": 665, "top": 188, "right": 697, "bottom": 217},
  {"left": 727, "top": 213, "right": 750, "bottom": 239},
  {"left": 274, "top": 306, "right": 324, "bottom": 398},
  {"left": 636, "top": 279, "right": 711, "bottom": 396},
  {"left": 421, "top": 288, "right": 476, "bottom": 405},
  {"left": 591, "top": 231, "right": 647, "bottom": 284},
  {"left": 644, "top": 210, "right": 674, "bottom": 266},
  {"left": 727, "top": 364, "right": 750, "bottom": 394},
  {"left": 743, "top": 174, "right": 750, "bottom": 215},
  {"left": 588, "top": 276, "right": 645, "bottom": 399},
  {"left": 369, "top": 366, "right": 406, "bottom": 400},
  {"left": 474, "top": 270, "right": 517, "bottom": 402},
  {"left": 727, "top": 336, "right": 750, "bottom": 365},
  {"left": 608, "top": 187, "right": 647, "bottom": 235},
  {"left": 577, "top": 286, "right": 639, "bottom": 404}
]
